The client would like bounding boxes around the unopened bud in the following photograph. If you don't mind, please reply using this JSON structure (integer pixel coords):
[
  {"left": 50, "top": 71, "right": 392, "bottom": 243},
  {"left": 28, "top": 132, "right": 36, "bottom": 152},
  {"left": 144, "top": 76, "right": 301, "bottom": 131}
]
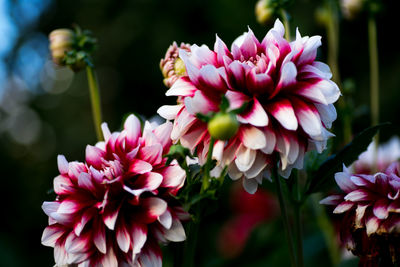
[
  {"left": 160, "top": 42, "right": 191, "bottom": 88},
  {"left": 49, "top": 29, "right": 75, "bottom": 66},
  {"left": 255, "top": 0, "right": 274, "bottom": 25},
  {"left": 340, "top": 0, "right": 364, "bottom": 20},
  {"left": 208, "top": 112, "right": 239, "bottom": 141}
]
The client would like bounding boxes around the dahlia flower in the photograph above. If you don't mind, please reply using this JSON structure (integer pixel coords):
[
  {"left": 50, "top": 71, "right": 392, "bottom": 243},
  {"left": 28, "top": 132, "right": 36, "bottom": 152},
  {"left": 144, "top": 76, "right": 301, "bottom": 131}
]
[
  {"left": 41, "top": 114, "right": 187, "bottom": 267},
  {"left": 320, "top": 162, "right": 400, "bottom": 262},
  {"left": 158, "top": 19, "right": 340, "bottom": 193},
  {"left": 160, "top": 42, "right": 191, "bottom": 88},
  {"left": 352, "top": 136, "right": 400, "bottom": 174}
]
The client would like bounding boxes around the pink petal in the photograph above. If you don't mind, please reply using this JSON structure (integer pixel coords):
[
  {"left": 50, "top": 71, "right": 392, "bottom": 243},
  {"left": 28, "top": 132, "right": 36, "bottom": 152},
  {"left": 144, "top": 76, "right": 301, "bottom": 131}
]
[
  {"left": 373, "top": 199, "right": 389, "bottom": 220},
  {"left": 238, "top": 98, "right": 269, "bottom": 127},
  {"left": 139, "top": 246, "right": 162, "bottom": 267},
  {"left": 159, "top": 165, "right": 186, "bottom": 188},
  {"left": 198, "top": 65, "right": 228, "bottom": 93},
  {"left": 184, "top": 90, "right": 218, "bottom": 115},
  {"left": 139, "top": 197, "right": 168, "bottom": 223},
  {"left": 244, "top": 152, "right": 268, "bottom": 178},
  {"left": 246, "top": 70, "right": 274, "bottom": 96},
  {"left": 275, "top": 62, "right": 297, "bottom": 94},
  {"left": 314, "top": 103, "right": 336, "bottom": 129},
  {"left": 57, "top": 155, "right": 69, "bottom": 174},
  {"left": 138, "top": 144, "right": 163, "bottom": 165},
  {"left": 334, "top": 170, "right": 356, "bottom": 192},
  {"left": 57, "top": 200, "right": 80, "bottom": 214},
  {"left": 85, "top": 145, "right": 106, "bottom": 169},
  {"left": 124, "top": 114, "right": 142, "bottom": 149},
  {"left": 65, "top": 232, "right": 90, "bottom": 254},
  {"left": 78, "top": 172, "right": 95, "bottom": 191},
  {"left": 166, "top": 77, "right": 197, "bottom": 97},
  {"left": 260, "top": 127, "right": 276, "bottom": 154},
  {"left": 225, "top": 90, "right": 250, "bottom": 110},
  {"left": 100, "top": 246, "right": 118, "bottom": 267},
  {"left": 74, "top": 209, "right": 94, "bottom": 236},
  {"left": 163, "top": 218, "right": 186, "bottom": 242},
  {"left": 42, "top": 225, "right": 64, "bottom": 247},
  {"left": 131, "top": 224, "right": 147, "bottom": 254},
  {"left": 267, "top": 98, "right": 298, "bottom": 130},
  {"left": 366, "top": 216, "right": 380, "bottom": 236},
  {"left": 291, "top": 98, "right": 322, "bottom": 137},
  {"left": 153, "top": 121, "right": 173, "bottom": 152},
  {"left": 158, "top": 210, "right": 173, "bottom": 229},
  {"left": 101, "top": 123, "right": 112, "bottom": 141},
  {"left": 242, "top": 177, "right": 259, "bottom": 194},
  {"left": 116, "top": 221, "right": 131, "bottom": 253},
  {"left": 93, "top": 219, "right": 107, "bottom": 254},
  {"left": 53, "top": 175, "right": 74, "bottom": 195},
  {"left": 103, "top": 200, "right": 121, "bottom": 230},
  {"left": 319, "top": 195, "right": 343, "bottom": 205},
  {"left": 214, "top": 35, "right": 232, "bottom": 66},
  {"left": 239, "top": 126, "right": 267, "bottom": 150},
  {"left": 132, "top": 172, "right": 163, "bottom": 192},
  {"left": 333, "top": 201, "right": 354, "bottom": 213},
  {"left": 128, "top": 159, "right": 153, "bottom": 174},
  {"left": 344, "top": 189, "right": 371, "bottom": 202},
  {"left": 235, "top": 145, "right": 256, "bottom": 172},
  {"left": 226, "top": 61, "right": 247, "bottom": 89},
  {"left": 157, "top": 104, "right": 183, "bottom": 120}
]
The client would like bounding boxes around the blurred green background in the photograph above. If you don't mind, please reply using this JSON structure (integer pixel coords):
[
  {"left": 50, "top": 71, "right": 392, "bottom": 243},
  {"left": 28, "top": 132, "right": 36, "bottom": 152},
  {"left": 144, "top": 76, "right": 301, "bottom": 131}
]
[{"left": 0, "top": 0, "right": 399, "bottom": 266}]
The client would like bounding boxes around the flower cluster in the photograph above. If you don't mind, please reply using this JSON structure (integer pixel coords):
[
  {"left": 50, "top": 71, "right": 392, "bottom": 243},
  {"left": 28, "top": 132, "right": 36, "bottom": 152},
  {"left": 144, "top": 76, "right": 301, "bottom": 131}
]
[
  {"left": 321, "top": 162, "right": 400, "bottom": 261},
  {"left": 41, "top": 115, "right": 187, "bottom": 266},
  {"left": 160, "top": 42, "right": 191, "bottom": 88},
  {"left": 158, "top": 19, "right": 340, "bottom": 193}
]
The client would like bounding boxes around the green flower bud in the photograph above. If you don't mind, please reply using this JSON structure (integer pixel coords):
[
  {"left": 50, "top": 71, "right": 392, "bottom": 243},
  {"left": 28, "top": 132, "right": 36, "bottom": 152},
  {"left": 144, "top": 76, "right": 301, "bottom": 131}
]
[
  {"left": 49, "top": 29, "right": 75, "bottom": 66},
  {"left": 207, "top": 112, "right": 239, "bottom": 140},
  {"left": 255, "top": 0, "right": 274, "bottom": 25}
]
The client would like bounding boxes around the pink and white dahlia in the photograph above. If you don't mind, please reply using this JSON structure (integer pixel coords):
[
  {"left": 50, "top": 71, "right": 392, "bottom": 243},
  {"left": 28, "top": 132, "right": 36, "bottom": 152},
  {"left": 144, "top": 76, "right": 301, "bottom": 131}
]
[
  {"left": 41, "top": 114, "right": 187, "bottom": 267},
  {"left": 158, "top": 19, "right": 340, "bottom": 193},
  {"left": 320, "top": 162, "right": 400, "bottom": 261}
]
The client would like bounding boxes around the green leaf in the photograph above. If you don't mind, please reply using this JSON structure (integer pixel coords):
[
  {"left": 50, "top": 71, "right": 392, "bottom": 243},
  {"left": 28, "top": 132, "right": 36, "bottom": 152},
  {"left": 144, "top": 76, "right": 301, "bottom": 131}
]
[{"left": 306, "top": 122, "right": 391, "bottom": 195}]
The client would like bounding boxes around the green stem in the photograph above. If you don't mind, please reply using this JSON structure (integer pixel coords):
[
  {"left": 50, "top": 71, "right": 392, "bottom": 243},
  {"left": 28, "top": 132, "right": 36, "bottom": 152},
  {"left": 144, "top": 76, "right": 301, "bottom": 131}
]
[
  {"left": 326, "top": 0, "right": 352, "bottom": 144},
  {"left": 181, "top": 217, "right": 200, "bottom": 267},
  {"left": 86, "top": 66, "right": 103, "bottom": 141},
  {"left": 201, "top": 137, "right": 215, "bottom": 193},
  {"left": 274, "top": 168, "right": 297, "bottom": 267},
  {"left": 311, "top": 194, "right": 340, "bottom": 266},
  {"left": 280, "top": 9, "right": 291, "bottom": 40},
  {"left": 294, "top": 177, "right": 304, "bottom": 267},
  {"left": 368, "top": 15, "right": 380, "bottom": 171}
]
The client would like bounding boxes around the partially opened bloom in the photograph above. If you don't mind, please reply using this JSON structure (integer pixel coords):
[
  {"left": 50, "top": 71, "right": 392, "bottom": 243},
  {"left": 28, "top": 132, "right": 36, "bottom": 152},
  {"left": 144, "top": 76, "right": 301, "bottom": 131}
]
[
  {"left": 41, "top": 114, "right": 187, "bottom": 267},
  {"left": 158, "top": 19, "right": 340, "bottom": 193},
  {"left": 321, "top": 162, "right": 400, "bottom": 262},
  {"left": 160, "top": 42, "right": 191, "bottom": 88}
]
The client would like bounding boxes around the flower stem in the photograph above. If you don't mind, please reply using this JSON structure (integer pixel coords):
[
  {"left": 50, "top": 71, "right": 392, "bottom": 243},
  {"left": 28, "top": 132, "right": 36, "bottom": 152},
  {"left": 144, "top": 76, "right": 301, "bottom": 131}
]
[
  {"left": 293, "top": 177, "right": 304, "bottom": 267},
  {"left": 86, "top": 66, "right": 103, "bottom": 141},
  {"left": 274, "top": 168, "right": 297, "bottom": 267},
  {"left": 325, "top": 0, "right": 352, "bottom": 144},
  {"left": 280, "top": 9, "right": 291, "bottom": 40},
  {"left": 181, "top": 216, "right": 200, "bottom": 267},
  {"left": 310, "top": 193, "right": 340, "bottom": 266},
  {"left": 201, "top": 137, "right": 215, "bottom": 193},
  {"left": 368, "top": 14, "right": 380, "bottom": 171}
]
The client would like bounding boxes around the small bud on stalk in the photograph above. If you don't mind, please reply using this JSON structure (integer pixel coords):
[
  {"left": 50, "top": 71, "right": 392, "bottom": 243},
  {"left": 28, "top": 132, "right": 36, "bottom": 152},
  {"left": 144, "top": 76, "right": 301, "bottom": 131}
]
[
  {"left": 48, "top": 26, "right": 97, "bottom": 72},
  {"left": 160, "top": 42, "right": 191, "bottom": 88},
  {"left": 207, "top": 112, "right": 239, "bottom": 141},
  {"left": 340, "top": 0, "right": 364, "bottom": 20},
  {"left": 49, "top": 29, "right": 75, "bottom": 66},
  {"left": 255, "top": 0, "right": 274, "bottom": 25}
]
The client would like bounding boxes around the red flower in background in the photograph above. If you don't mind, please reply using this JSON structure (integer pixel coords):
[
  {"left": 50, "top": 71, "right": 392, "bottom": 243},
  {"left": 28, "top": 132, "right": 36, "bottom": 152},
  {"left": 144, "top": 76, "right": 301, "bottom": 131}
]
[
  {"left": 41, "top": 115, "right": 188, "bottom": 267},
  {"left": 217, "top": 184, "right": 278, "bottom": 258}
]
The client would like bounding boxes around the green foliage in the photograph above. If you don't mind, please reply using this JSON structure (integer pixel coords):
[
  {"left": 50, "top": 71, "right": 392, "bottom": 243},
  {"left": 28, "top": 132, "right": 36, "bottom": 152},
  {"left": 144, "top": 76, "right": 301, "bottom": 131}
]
[{"left": 306, "top": 122, "right": 391, "bottom": 195}]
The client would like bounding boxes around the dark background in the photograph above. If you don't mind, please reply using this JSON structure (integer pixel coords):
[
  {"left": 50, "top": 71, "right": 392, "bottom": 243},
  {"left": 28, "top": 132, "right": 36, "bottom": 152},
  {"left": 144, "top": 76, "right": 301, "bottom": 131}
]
[{"left": 0, "top": 0, "right": 399, "bottom": 266}]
